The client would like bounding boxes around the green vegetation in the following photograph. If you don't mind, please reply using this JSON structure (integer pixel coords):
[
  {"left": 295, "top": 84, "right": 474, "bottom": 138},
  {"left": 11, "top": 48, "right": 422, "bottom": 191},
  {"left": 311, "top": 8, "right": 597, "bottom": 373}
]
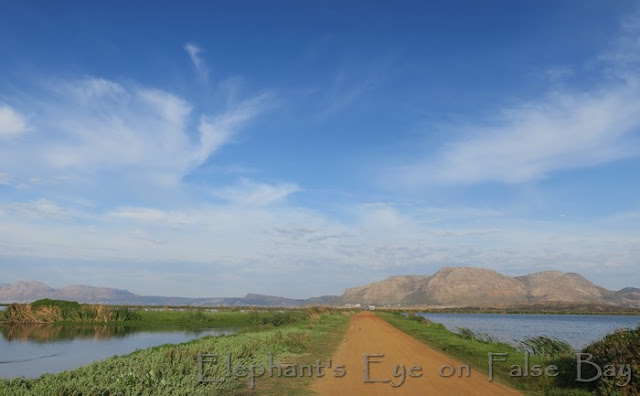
[
  {"left": 579, "top": 325, "right": 640, "bottom": 395},
  {"left": 130, "top": 308, "right": 325, "bottom": 331},
  {"left": 1, "top": 301, "right": 308, "bottom": 327},
  {"left": 133, "top": 309, "right": 254, "bottom": 327},
  {"left": 248, "top": 310, "right": 309, "bottom": 327},
  {"left": 456, "top": 327, "right": 575, "bottom": 360},
  {"left": 456, "top": 327, "right": 502, "bottom": 344},
  {"left": 378, "top": 311, "right": 595, "bottom": 395},
  {"left": 0, "top": 308, "right": 351, "bottom": 396},
  {"left": 518, "top": 336, "right": 575, "bottom": 357},
  {"left": 3, "top": 300, "right": 140, "bottom": 324}
]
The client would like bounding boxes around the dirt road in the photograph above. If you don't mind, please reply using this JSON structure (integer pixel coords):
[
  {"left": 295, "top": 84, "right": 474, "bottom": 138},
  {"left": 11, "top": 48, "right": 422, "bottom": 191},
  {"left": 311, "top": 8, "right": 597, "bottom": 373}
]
[{"left": 311, "top": 312, "right": 521, "bottom": 395}]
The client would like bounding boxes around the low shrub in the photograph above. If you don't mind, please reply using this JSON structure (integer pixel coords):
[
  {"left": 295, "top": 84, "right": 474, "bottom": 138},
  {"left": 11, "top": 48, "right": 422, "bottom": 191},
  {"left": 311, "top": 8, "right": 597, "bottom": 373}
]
[{"left": 580, "top": 325, "right": 639, "bottom": 395}]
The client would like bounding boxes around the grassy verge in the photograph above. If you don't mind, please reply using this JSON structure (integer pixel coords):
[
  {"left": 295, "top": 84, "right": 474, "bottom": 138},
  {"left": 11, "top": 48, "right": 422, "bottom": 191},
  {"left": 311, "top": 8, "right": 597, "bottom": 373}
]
[
  {"left": 0, "top": 308, "right": 351, "bottom": 396},
  {"left": 376, "top": 311, "right": 592, "bottom": 396},
  {"left": 253, "top": 310, "right": 351, "bottom": 396},
  {"left": 132, "top": 310, "right": 255, "bottom": 327}
]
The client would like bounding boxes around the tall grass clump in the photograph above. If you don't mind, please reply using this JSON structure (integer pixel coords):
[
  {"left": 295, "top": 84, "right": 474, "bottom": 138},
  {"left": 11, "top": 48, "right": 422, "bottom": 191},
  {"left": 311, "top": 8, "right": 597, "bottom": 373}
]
[
  {"left": 2, "top": 300, "right": 140, "bottom": 323},
  {"left": 187, "top": 309, "right": 207, "bottom": 322},
  {"left": 249, "top": 309, "right": 312, "bottom": 327},
  {"left": 517, "top": 336, "right": 574, "bottom": 357},
  {"left": 405, "top": 312, "right": 431, "bottom": 324},
  {"left": 456, "top": 327, "right": 500, "bottom": 344}
]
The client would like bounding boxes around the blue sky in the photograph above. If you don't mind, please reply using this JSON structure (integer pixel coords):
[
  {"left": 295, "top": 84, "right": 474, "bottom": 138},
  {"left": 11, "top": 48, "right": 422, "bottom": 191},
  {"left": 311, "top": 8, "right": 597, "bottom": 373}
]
[{"left": 1, "top": 1, "right": 639, "bottom": 298}]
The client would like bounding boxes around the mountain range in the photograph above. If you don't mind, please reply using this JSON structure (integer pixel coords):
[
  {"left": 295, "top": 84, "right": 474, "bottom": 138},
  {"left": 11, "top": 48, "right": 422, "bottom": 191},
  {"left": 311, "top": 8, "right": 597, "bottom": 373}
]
[
  {"left": 340, "top": 267, "right": 640, "bottom": 308},
  {"left": 1, "top": 267, "right": 638, "bottom": 309}
]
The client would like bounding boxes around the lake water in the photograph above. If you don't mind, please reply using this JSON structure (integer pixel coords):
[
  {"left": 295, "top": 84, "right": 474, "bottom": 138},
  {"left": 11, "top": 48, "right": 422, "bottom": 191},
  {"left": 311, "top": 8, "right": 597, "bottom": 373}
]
[
  {"left": 0, "top": 324, "right": 238, "bottom": 379},
  {"left": 418, "top": 313, "right": 640, "bottom": 350}
]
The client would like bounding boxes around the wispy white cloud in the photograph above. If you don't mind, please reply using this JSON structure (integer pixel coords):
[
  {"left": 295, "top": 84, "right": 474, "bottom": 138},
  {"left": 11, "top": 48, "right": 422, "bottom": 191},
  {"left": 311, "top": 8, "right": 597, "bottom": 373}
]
[
  {"left": 0, "top": 172, "right": 10, "bottom": 186},
  {"left": 0, "top": 77, "right": 270, "bottom": 188},
  {"left": 391, "top": 14, "right": 640, "bottom": 186},
  {"left": 62, "top": 77, "right": 127, "bottom": 99},
  {"left": 184, "top": 43, "right": 209, "bottom": 82},
  {"left": 599, "top": 11, "right": 640, "bottom": 78},
  {"left": 430, "top": 228, "right": 500, "bottom": 237},
  {"left": 197, "top": 93, "right": 272, "bottom": 164},
  {"left": 211, "top": 178, "right": 300, "bottom": 206},
  {"left": 0, "top": 104, "right": 28, "bottom": 137},
  {"left": 108, "top": 207, "right": 193, "bottom": 225},
  {"left": 543, "top": 66, "right": 574, "bottom": 82},
  {"left": 109, "top": 207, "right": 173, "bottom": 222},
  {"left": 316, "top": 79, "right": 372, "bottom": 119},
  {"left": 399, "top": 85, "right": 640, "bottom": 184},
  {"left": 313, "top": 58, "right": 390, "bottom": 119},
  {"left": 0, "top": 199, "right": 76, "bottom": 221},
  {"left": 0, "top": 199, "right": 637, "bottom": 293}
]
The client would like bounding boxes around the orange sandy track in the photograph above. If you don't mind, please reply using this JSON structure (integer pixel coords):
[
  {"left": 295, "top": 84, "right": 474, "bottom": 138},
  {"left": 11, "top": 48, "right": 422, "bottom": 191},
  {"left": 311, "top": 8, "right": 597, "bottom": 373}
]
[{"left": 311, "top": 312, "right": 521, "bottom": 395}]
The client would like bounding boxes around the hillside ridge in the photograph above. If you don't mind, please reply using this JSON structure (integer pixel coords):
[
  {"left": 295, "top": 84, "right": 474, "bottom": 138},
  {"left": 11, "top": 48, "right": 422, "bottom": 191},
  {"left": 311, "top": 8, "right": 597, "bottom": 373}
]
[{"left": 1, "top": 267, "right": 638, "bottom": 308}]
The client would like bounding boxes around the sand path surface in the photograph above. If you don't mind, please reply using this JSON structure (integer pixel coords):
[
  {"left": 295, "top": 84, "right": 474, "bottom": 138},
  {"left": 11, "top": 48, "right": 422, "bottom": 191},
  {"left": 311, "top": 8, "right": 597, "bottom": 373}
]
[{"left": 311, "top": 312, "right": 521, "bottom": 395}]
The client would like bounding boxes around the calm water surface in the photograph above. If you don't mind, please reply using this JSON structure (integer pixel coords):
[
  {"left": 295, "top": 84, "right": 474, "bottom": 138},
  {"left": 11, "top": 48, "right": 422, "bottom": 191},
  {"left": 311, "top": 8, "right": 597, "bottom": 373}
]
[
  {"left": 0, "top": 324, "right": 237, "bottom": 379},
  {"left": 419, "top": 313, "right": 640, "bottom": 350}
]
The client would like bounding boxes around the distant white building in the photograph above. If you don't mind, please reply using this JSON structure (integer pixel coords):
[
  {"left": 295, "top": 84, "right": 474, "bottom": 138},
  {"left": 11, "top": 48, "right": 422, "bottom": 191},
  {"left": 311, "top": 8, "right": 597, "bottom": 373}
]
[{"left": 368, "top": 305, "right": 376, "bottom": 310}]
